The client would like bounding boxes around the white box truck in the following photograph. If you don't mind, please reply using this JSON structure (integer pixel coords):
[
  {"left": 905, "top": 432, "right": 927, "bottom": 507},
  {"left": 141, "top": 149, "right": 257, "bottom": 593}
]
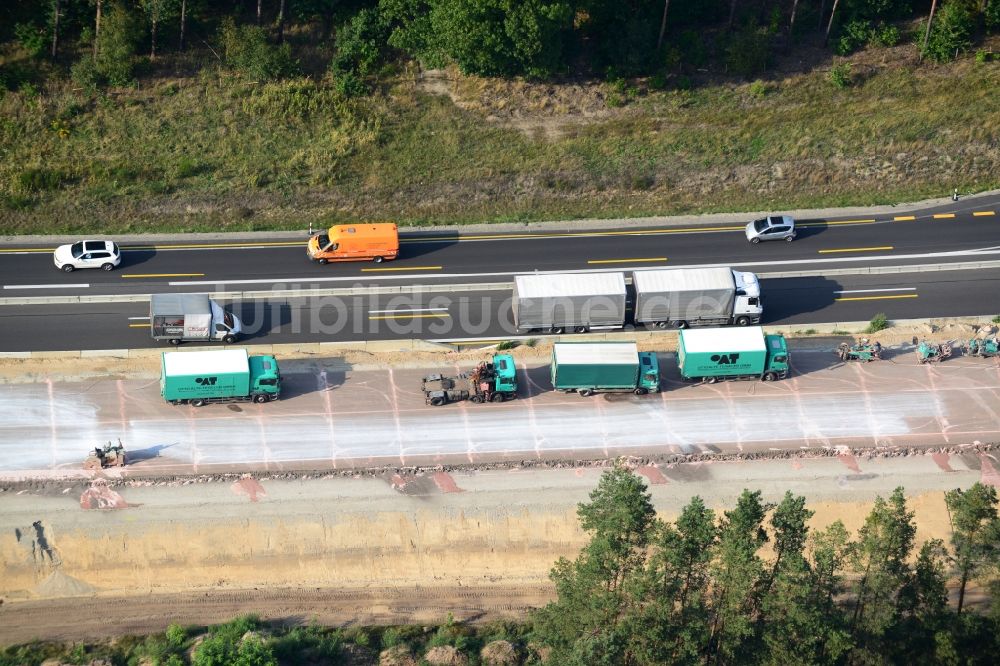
[
  {"left": 150, "top": 293, "right": 242, "bottom": 345},
  {"left": 632, "top": 267, "right": 762, "bottom": 329},
  {"left": 513, "top": 272, "right": 627, "bottom": 334}
]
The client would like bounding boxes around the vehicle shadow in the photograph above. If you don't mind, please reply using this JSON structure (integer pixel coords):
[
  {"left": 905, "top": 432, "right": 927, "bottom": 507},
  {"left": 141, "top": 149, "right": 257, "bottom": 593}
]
[
  {"left": 758, "top": 276, "right": 841, "bottom": 324},
  {"left": 119, "top": 249, "right": 156, "bottom": 269},
  {"left": 127, "top": 443, "right": 175, "bottom": 463},
  {"left": 398, "top": 231, "right": 459, "bottom": 261},
  {"left": 232, "top": 301, "right": 294, "bottom": 342}
]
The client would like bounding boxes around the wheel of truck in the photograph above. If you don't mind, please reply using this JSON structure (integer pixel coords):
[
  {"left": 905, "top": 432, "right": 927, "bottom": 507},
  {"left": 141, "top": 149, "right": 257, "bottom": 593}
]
[
  {"left": 62, "top": 264, "right": 74, "bottom": 273},
  {"left": 490, "top": 393, "right": 505, "bottom": 402},
  {"left": 191, "top": 399, "right": 206, "bottom": 407},
  {"left": 763, "top": 372, "right": 777, "bottom": 382},
  {"left": 579, "top": 389, "right": 594, "bottom": 397},
  {"left": 101, "top": 263, "right": 115, "bottom": 271},
  {"left": 372, "top": 256, "right": 384, "bottom": 263},
  {"left": 574, "top": 326, "right": 588, "bottom": 334},
  {"left": 676, "top": 320, "right": 688, "bottom": 329},
  {"left": 705, "top": 376, "right": 718, "bottom": 384},
  {"left": 168, "top": 338, "right": 182, "bottom": 346},
  {"left": 470, "top": 395, "right": 484, "bottom": 404},
  {"left": 253, "top": 394, "right": 269, "bottom": 403},
  {"left": 735, "top": 316, "right": 751, "bottom": 326},
  {"left": 317, "top": 258, "right": 328, "bottom": 265},
  {"left": 549, "top": 326, "right": 564, "bottom": 335},
  {"left": 430, "top": 396, "right": 445, "bottom": 406},
  {"left": 223, "top": 334, "right": 236, "bottom": 344},
  {"left": 634, "top": 387, "right": 648, "bottom": 396},
  {"left": 655, "top": 321, "right": 669, "bottom": 329}
]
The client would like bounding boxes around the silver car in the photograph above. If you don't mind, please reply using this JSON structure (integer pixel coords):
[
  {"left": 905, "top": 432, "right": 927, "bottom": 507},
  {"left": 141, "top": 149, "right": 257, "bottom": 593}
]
[
  {"left": 745, "top": 215, "right": 796, "bottom": 243},
  {"left": 53, "top": 240, "right": 122, "bottom": 272}
]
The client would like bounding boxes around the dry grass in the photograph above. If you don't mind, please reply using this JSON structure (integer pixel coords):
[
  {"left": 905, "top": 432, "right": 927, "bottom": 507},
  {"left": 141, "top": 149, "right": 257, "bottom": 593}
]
[{"left": 1, "top": 39, "right": 998, "bottom": 234}]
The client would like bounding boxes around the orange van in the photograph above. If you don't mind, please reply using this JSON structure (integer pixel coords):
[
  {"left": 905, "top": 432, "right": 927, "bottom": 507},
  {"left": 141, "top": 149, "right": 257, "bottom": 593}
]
[{"left": 307, "top": 223, "right": 399, "bottom": 264}]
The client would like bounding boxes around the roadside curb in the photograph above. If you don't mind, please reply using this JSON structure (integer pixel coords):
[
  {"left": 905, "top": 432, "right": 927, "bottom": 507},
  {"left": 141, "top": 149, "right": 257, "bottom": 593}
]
[
  {"left": 2, "top": 189, "right": 998, "bottom": 245},
  {"left": 1, "top": 315, "right": 994, "bottom": 360},
  {"left": 2, "top": 261, "right": 999, "bottom": 307}
]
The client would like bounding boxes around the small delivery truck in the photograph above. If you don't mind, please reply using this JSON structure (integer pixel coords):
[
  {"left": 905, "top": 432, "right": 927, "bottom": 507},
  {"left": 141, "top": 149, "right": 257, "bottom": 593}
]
[
  {"left": 551, "top": 342, "right": 660, "bottom": 396},
  {"left": 307, "top": 222, "right": 399, "bottom": 264},
  {"left": 632, "top": 267, "right": 762, "bottom": 328},
  {"left": 150, "top": 293, "right": 242, "bottom": 345},
  {"left": 513, "top": 272, "right": 627, "bottom": 334},
  {"left": 677, "top": 327, "right": 789, "bottom": 383},
  {"left": 161, "top": 349, "right": 281, "bottom": 406}
]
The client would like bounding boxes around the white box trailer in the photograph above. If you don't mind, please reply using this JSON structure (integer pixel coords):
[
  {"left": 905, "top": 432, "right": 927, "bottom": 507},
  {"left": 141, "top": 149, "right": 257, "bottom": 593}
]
[
  {"left": 513, "top": 272, "right": 627, "bottom": 333},
  {"left": 150, "top": 293, "right": 242, "bottom": 345},
  {"left": 632, "top": 267, "right": 762, "bottom": 328}
]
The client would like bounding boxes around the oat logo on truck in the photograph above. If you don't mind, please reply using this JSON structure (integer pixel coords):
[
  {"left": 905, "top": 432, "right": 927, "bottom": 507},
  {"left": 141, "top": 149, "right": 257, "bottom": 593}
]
[
  {"left": 195, "top": 376, "right": 218, "bottom": 386},
  {"left": 706, "top": 352, "right": 753, "bottom": 372}
]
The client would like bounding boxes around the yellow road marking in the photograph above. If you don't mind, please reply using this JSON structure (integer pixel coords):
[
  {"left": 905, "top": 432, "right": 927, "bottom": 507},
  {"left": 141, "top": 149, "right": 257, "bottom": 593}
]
[
  {"left": 121, "top": 273, "right": 205, "bottom": 278},
  {"left": 818, "top": 246, "right": 893, "bottom": 254},
  {"left": 128, "top": 323, "right": 152, "bottom": 328},
  {"left": 360, "top": 265, "right": 442, "bottom": 272},
  {"left": 835, "top": 294, "right": 918, "bottom": 302},
  {"left": 933, "top": 213, "right": 956, "bottom": 219},
  {"left": 368, "top": 313, "right": 451, "bottom": 320},
  {"left": 893, "top": 215, "right": 916, "bottom": 221},
  {"left": 587, "top": 257, "right": 667, "bottom": 265},
  {"left": 973, "top": 211, "right": 996, "bottom": 217}
]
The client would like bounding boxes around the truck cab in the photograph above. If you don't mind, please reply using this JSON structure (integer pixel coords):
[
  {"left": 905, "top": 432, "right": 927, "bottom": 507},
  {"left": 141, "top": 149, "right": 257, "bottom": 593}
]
[
  {"left": 638, "top": 352, "right": 661, "bottom": 393},
  {"left": 209, "top": 299, "right": 242, "bottom": 342},
  {"left": 249, "top": 355, "right": 281, "bottom": 400},
  {"left": 763, "top": 334, "right": 789, "bottom": 379},
  {"left": 490, "top": 354, "right": 518, "bottom": 393},
  {"left": 307, "top": 223, "right": 399, "bottom": 264},
  {"left": 732, "top": 271, "right": 763, "bottom": 325}
]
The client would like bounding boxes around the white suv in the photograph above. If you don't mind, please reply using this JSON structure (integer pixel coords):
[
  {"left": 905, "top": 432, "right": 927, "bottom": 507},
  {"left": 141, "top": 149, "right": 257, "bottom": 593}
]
[{"left": 53, "top": 240, "right": 122, "bottom": 272}]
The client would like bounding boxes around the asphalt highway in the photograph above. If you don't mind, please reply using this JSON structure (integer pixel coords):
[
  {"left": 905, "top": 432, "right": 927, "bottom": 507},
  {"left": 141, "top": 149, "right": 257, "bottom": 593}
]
[
  {"left": 1, "top": 196, "right": 999, "bottom": 297},
  {"left": 1, "top": 269, "right": 996, "bottom": 351}
]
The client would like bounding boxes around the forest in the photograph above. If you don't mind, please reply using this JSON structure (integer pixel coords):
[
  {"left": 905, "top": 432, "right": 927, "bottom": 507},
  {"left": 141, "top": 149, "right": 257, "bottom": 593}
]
[
  {"left": 1, "top": 1, "right": 998, "bottom": 233},
  {"left": 3, "top": 1, "right": 999, "bottom": 89}
]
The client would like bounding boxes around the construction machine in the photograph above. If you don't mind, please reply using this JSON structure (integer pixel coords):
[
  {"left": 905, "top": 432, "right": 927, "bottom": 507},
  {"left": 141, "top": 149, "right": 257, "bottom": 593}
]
[
  {"left": 422, "top": 354, "right": 518, "bottom": 406},
  {"left": 83, "top": 440, "right": 127, "bottom": 470},
  {"left": 965, "top": 336, "right": 1000, "bottom": 358},
  {"left": 916, "top": 339, "right": 953, "bottom": 364},
  {"left": 836, "top": 338, "right": 883, "bottom": 362}
]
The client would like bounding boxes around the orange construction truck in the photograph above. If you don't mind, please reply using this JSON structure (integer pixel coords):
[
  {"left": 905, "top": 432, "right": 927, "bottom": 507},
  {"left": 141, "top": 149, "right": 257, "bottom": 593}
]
[{"left": 307, "top": 223, "right": 399, "bottom": 264}]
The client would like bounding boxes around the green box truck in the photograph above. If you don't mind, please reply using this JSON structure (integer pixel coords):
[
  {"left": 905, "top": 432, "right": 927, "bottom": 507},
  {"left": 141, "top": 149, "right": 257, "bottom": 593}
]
[
  {"left": 551, "top": 342, "right": 660, "bottom": 396},
  {"left": 677, "top": 327, "right": 788, "bottom": 383},
  {"left": 161, "top": 349, "right": 281, "bottom": 406}
]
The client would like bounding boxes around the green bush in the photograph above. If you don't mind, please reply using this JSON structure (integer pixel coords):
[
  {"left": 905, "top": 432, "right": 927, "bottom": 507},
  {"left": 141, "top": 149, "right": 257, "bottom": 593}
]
[
  {"left": 922, "top": 0, "right": 975, "bottom": 63},
  {"left": 335, "top": 70, "right": 367, "bottom": 98},
  {"left": 872, "top": 23, "right": 901, "bottom": 47},
  {"left": 865, "top": 312, "right": 889, "bottom": 333},
  {"left": 331, "top": 8, "right": 389, "bottom": 77},
  {"left": 836, "top": 19, "right": 872, "bottom": 56},
  {"left": 18, "top": 168, "right": 63, "bottom": 192},
  {"left": 725, "top": 22, "right": 772, "bottom": 78},
  {"left": 748, "top": 79, "right": 768, "bottom": 98},
  {"left": 495, "top": 340, "right": 520, "bottom": 351},
  {"left": 830, "top": 62, "right": 853, "bottom": 89},
  {"left": 165, "top": 623, "right": 187, "bottom": 647},
  {"left": 219, "top": 18, "right": 299, "bottom": 81},
  {"left": 14, "top": 23, "right": 47, "bottom": 58},
  {"left": 94, "top": 2, "right": 143, "bottom": 86},
  {"left": 70, "top": 58, "right": 100, "bottom": 93}
]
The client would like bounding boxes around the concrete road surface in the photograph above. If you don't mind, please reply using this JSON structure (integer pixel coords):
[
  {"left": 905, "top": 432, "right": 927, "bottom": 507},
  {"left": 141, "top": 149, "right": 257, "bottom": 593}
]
[{"left": 2, "top": 349, "right": 999, "bottom": 475}]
